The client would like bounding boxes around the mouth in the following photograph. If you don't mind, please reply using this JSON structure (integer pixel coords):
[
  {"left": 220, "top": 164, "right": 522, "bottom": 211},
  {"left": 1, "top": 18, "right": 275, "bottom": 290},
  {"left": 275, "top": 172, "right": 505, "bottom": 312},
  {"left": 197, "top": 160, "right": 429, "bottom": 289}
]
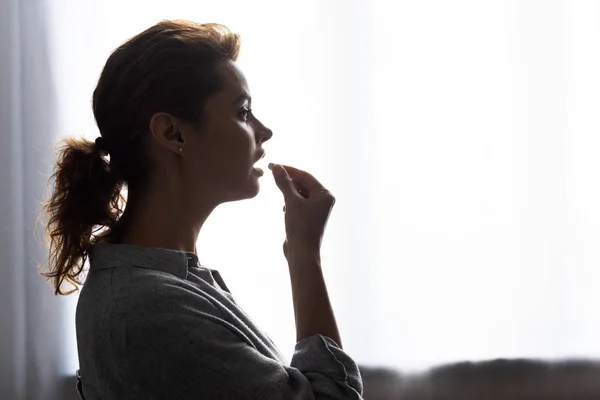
[
  {"left": 252, "top": 167, "right": 264, "bottom": 176},
  {"left": 252, "top": 151, "right": 266, "bottom": 176},
  {"left": 254, "top": 151, "right": 266, "bottom": 164}
]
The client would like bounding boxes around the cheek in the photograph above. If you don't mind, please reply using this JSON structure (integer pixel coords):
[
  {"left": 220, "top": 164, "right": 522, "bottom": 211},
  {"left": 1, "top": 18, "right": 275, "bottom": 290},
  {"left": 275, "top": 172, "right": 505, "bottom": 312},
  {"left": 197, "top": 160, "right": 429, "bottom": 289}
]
[
  {"left": 225, "top": 126, "right": 255, "bottom": 163},
  {"left": 208, "top": 144, "right": 252, "bottom": 184},
  {"left": 195, "top": 123, "right": 255, "bottom": 181}
]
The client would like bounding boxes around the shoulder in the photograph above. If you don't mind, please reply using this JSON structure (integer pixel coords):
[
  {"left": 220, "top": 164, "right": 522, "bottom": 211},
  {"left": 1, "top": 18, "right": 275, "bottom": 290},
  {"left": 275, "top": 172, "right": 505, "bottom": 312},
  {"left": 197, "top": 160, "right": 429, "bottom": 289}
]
[{"left": 109, "top": 265, "right": 221, "bottom": 320}]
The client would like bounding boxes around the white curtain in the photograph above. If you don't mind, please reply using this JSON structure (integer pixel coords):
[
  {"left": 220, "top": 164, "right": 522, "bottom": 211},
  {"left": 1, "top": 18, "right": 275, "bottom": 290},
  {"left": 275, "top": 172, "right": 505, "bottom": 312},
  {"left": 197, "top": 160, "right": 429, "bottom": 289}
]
[
  {"left": 2, "top": 0, "right": 600, "bottom": 398},
  {"left": 0, "top": 0, "right": 76, "bottom": 398}
]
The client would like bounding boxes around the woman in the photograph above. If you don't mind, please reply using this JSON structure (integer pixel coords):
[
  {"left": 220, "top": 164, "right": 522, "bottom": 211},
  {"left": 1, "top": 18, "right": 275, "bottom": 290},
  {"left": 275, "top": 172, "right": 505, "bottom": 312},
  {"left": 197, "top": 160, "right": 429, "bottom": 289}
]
[{"left": 42, "top": 20, "right": 363, "bottom": 399}]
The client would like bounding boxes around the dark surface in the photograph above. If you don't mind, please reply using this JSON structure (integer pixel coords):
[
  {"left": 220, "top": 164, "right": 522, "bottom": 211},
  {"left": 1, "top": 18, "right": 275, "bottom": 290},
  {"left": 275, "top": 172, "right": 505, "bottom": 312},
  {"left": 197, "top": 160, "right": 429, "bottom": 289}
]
[
  {"left": 60, "top": 359, "right": 600, "bottom": 399},
  {"left": 360, "top": 359, "right": 600, "bottom": 400}
]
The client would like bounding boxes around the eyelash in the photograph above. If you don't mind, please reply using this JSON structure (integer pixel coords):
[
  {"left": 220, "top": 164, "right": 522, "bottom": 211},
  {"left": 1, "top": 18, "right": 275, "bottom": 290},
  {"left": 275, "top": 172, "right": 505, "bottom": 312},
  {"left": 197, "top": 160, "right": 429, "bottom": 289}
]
[{"left": 239, "top": 107, "right": 252, "bottom": 120}]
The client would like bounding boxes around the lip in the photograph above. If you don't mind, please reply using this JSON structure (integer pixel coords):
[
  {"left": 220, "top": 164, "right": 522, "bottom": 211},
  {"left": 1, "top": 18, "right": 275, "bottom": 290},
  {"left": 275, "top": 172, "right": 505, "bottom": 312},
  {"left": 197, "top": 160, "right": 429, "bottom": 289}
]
[
  {"left": 254, "top": 151, "right": 266, "bottom": 163},
  {"left": 252, "top": 167, "right": 264, "bottom": 176}
]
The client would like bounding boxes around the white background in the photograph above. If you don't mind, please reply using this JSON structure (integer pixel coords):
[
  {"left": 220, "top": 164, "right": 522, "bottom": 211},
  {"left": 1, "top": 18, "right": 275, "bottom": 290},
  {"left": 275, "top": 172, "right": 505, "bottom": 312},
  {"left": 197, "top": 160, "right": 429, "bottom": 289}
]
[{"left": 46, "top": 0, "right": 600, "bottom": 373}]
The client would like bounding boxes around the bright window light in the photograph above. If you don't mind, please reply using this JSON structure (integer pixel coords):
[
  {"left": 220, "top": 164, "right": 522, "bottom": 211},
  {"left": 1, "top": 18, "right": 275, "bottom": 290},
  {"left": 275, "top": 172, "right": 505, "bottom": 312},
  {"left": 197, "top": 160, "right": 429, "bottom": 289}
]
[{"left": 49, "top": 0, "right": 600, "bottom": 375}]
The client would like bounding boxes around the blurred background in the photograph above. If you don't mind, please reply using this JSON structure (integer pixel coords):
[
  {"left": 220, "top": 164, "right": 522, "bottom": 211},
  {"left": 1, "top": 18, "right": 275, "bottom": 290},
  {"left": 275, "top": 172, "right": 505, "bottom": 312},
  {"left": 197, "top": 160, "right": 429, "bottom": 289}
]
[{"left": 1, "top": 0, "right": 600, "bottom": 398}]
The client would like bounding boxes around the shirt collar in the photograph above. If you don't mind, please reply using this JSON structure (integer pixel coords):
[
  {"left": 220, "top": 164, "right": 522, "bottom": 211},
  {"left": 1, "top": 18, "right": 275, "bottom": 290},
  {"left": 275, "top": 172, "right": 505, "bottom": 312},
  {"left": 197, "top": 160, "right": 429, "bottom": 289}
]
[{"left": 88, "top": 242, "right": 198, "bottom": 279}]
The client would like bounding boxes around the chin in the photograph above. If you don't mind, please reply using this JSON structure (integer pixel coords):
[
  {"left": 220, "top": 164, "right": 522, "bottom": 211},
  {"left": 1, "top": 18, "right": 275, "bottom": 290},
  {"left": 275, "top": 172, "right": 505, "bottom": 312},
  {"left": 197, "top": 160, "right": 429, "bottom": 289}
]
[
  {"left": 244, "top": 176, "right": 261, "bottom": 199},
  {"left": 224, "top": 176, "right": 261, "bottom": 203}
]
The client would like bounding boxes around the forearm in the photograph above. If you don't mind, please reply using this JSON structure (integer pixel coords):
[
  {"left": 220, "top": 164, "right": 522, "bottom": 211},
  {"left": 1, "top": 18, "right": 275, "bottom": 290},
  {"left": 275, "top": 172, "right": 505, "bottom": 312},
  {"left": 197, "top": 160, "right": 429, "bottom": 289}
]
[{"left": 286, "top": 244, "right": 343, "bottom": 348}]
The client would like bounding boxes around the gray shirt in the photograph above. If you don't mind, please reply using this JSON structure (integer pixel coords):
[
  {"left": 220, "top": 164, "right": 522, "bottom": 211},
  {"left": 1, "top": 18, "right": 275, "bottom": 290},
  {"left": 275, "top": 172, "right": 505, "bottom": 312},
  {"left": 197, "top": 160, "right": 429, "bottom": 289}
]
[{"left": 76, "top": 242, "right": 363, "bottom": 399}]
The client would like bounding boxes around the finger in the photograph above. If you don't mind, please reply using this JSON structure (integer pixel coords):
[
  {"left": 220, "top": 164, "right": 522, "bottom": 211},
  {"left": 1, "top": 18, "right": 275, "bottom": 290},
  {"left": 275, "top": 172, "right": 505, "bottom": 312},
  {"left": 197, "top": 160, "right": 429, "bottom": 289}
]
[
  {"left": 279, "top": 165, "right": 328, "bottom": 197},
  {"left": 272, "top": 164, "right": 302, "bottom": 201},
  {"left": 293, "top": 183, "right": 309, "bottom": 199}
]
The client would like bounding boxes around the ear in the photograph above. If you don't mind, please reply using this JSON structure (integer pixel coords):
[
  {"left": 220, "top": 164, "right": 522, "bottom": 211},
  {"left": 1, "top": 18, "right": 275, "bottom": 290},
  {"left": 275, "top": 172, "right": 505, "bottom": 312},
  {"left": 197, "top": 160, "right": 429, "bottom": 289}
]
[{"left": 149, "top": 112, "right": 187, "bottom": 153}]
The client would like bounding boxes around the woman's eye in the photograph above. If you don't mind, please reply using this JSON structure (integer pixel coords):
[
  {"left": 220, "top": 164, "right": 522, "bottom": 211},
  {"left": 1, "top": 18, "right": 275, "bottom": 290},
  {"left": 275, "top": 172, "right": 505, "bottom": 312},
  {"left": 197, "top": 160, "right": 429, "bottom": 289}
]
[{"left": 239, "top": 107, "right": 252, "bottom": 120}]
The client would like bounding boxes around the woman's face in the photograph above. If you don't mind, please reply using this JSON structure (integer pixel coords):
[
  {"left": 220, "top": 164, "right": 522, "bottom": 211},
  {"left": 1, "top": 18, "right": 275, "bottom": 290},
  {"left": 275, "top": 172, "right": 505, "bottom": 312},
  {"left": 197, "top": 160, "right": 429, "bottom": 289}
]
[{"left": 183, "top": 60, "right": 273, "bottom": 205}]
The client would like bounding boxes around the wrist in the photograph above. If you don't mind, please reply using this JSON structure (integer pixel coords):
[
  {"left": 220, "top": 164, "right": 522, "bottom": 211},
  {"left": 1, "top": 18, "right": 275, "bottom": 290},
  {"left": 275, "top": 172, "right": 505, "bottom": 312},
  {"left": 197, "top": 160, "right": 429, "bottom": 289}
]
[{"left": 285, "top": 242, "right": 321, "bottom": 266}]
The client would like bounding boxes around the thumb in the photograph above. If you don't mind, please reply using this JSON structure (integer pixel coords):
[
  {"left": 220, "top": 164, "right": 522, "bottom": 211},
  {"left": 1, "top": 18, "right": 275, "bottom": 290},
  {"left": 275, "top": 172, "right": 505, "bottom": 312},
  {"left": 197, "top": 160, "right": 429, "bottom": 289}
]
[{"left": 271, "top": 164, "right": 296, "bottom": 199}]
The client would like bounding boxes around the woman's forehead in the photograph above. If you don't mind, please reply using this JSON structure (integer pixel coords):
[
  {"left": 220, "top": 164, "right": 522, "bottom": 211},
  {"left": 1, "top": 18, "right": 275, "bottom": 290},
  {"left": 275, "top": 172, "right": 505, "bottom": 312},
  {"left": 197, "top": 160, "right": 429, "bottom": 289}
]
[{"left": 216, "top": 60, "right": 250, "bottom": 97}]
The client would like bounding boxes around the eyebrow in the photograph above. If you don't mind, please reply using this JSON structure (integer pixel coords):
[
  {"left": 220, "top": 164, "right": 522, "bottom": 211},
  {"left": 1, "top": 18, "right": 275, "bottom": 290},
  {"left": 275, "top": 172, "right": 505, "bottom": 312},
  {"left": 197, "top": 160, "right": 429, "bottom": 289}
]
[{"left": 233, "top": 91, "right": 252, "bottom": 105}]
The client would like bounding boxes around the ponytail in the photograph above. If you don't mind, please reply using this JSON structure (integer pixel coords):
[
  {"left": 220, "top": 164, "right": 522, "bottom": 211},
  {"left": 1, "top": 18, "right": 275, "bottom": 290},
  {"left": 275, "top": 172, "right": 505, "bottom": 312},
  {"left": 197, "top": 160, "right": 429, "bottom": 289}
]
[{"left": 42, "top": 137, "right": 124, "bottom": 295}]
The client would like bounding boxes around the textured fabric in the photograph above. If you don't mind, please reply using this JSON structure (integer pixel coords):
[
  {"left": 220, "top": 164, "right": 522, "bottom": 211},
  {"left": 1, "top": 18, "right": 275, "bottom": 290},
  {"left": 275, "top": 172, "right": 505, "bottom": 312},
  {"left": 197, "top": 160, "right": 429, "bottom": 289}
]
[{"left": 76, "top": 242, "right": 363, "bottom": 399}]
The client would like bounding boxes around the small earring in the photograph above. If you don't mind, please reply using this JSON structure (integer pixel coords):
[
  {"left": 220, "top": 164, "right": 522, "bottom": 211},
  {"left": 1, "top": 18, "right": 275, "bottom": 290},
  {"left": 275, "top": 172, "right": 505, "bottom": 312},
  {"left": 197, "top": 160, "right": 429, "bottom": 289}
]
[{"left": 178, "top": 147, "right": 183, "bottom": 152}]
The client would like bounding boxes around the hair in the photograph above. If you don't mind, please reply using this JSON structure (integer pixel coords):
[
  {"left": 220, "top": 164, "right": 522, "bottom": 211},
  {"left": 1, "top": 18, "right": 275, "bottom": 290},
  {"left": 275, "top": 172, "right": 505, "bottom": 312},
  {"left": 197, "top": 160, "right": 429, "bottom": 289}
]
[{"left": 41, "top": 20, "right": 241, "bottom": 295}]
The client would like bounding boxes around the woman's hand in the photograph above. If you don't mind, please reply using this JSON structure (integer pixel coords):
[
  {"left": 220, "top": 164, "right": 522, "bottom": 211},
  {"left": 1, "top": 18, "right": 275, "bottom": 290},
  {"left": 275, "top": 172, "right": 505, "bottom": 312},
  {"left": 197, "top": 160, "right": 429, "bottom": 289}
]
[
  {"left": 271, "top": 164, "right": 335, "bottom": 257},
  {"left": 271, "top": 164, "right": 343, "bottom": 347}
]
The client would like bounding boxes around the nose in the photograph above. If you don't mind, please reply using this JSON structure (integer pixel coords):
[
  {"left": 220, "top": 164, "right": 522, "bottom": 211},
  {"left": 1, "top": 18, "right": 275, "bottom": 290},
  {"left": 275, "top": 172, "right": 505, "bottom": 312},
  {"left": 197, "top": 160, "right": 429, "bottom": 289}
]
[{"left": 258, "top": 125, "right": 273, "bottom": 144}]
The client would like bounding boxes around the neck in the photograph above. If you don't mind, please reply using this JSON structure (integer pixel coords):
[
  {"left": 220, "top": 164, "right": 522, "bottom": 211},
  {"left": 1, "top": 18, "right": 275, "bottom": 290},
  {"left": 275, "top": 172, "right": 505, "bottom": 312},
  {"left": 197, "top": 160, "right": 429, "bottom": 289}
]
[{"left": 114, "top": 184, "right": 216, "bottom": 254}]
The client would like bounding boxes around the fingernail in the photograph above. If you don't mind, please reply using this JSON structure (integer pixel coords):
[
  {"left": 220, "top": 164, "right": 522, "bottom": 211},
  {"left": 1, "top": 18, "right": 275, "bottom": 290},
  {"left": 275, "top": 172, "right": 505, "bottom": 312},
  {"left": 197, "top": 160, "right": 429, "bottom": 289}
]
[{"left": 268, "top": 163, "right": 275, "bottom": 170}]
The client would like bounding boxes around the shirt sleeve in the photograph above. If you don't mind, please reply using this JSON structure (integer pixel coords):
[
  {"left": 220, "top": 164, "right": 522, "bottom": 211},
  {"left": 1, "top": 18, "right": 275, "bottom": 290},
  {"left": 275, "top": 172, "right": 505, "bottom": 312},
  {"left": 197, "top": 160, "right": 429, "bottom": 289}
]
[{"left": 124, "top": 310, "right": 363, "bottom": 400}]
